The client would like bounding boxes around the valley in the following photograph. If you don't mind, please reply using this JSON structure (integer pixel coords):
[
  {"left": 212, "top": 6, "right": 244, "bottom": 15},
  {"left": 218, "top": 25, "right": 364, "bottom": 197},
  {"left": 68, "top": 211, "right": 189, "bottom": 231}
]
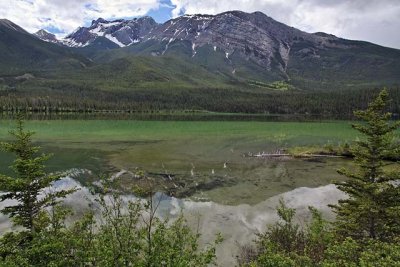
[{"left": 1, "top": 5, "right": 400, "bottom": 266}]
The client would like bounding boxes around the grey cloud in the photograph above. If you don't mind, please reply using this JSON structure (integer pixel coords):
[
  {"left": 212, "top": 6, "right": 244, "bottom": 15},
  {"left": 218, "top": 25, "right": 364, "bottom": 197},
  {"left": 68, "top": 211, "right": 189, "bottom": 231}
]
[
  {"left": 171, "top": 0, "right": 400, "bottom": 49},
  {"left": 1, "top": 0, "right": 159, "bottom": 36},
  {"left": 1, "top": 0, "right": 399, "bottom": 48}
]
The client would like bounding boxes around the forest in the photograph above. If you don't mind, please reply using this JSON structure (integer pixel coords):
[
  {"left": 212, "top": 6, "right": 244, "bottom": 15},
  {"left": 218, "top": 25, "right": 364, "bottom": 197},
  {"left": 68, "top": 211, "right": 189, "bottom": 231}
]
[{"left": 1, "top": 82, "right": 400, "bottom": 118}]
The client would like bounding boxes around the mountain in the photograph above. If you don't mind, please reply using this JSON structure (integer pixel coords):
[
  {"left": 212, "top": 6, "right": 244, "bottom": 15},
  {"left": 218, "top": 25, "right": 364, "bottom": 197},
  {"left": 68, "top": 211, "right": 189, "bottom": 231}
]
[
  {"left": 1, "top": 11, "right": 400, "bottom": 91},
  {"left": 62, "top": 17, "right": 158, "bottom": 48},
  {"left": 89, "top": 11, "right": 400, "bottom": 88},
  {"left": 0, "top": 19, "right": 90, "bottom": 75},
  {"left": 34, "top": 29, "right": 60, "bottom": 44}
]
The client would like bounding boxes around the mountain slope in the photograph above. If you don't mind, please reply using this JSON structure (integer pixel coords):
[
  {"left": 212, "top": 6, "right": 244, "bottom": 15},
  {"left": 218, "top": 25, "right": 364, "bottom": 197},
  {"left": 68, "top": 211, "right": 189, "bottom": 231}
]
[
  {"left": 287, "top": 38, "right": 400, "bottom": 88},
  {"left": 0, "top": 19, "right": 90, "bottom": 75}
]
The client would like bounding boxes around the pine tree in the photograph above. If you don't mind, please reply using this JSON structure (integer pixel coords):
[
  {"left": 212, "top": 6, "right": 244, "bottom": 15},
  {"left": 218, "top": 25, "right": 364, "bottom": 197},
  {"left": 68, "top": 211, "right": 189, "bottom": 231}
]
[
  {"left": 0, "top": 115, "right": 75, "bottom": 233},
  {"left": 331, "top": 89, "right": 400, "bottom": 241}
]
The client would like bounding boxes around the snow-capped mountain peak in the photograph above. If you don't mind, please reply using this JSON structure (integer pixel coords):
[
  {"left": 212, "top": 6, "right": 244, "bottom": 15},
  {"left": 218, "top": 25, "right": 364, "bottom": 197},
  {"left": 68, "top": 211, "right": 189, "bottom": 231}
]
[
  {"left": 34, "top": 29, "right": 60, "bottom": 44},
  {"left": 61, "top": 17, "right": 158, "bottom": 48}
]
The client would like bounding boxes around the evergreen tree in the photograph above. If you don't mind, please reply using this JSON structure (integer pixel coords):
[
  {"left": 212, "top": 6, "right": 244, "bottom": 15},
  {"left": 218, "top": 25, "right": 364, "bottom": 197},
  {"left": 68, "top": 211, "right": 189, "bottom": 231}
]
[
  {"left": 331, "top": 89, "right": 400, "bottom": 241},
  {"left": 0, "top": 115, "right": 75, "bottom": 233}
]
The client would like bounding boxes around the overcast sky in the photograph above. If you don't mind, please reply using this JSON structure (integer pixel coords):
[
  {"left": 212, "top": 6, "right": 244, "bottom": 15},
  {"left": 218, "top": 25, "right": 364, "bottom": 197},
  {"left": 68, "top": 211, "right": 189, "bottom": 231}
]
[{"left": 1, "top": 0, "right": 399, "bottom": 49}]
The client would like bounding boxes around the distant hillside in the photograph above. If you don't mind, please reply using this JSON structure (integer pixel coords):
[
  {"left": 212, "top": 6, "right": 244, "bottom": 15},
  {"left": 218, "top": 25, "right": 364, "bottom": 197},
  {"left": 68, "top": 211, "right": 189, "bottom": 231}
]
[{"left": 0, "top": 19, "right": 90, "bottom": 76}]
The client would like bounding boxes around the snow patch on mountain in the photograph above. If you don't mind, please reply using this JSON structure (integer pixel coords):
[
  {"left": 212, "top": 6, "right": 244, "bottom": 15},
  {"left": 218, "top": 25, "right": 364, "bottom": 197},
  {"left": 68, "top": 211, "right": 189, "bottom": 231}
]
[{"left": 104, "top": 34, "right": 125, "bottom": 47}]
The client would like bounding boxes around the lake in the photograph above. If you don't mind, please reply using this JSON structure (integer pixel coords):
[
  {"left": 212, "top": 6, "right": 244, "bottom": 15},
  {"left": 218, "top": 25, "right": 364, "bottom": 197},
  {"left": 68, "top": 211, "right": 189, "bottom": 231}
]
[{"left": 0, "top": 118, "right": 357, "bottom": 205}]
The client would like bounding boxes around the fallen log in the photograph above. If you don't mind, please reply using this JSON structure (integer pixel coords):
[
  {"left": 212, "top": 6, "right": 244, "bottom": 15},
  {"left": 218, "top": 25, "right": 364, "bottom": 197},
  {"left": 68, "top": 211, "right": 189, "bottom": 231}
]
[{"left": 245, "top": 152, "right": 345, "bottom": 159}]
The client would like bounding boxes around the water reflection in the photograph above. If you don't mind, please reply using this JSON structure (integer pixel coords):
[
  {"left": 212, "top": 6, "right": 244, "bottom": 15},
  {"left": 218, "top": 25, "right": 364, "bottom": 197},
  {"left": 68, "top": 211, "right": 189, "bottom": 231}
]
[
  {"left": 0, "top": 112, "right": 353, "bottom": 121},
  {"left": 0, "top": 175, "right": 346, "bottom": 266}
]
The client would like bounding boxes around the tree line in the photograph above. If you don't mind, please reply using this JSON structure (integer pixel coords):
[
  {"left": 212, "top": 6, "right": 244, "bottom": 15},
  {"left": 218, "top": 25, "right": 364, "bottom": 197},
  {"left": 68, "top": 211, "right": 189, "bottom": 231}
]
[{"left": 1, "top": 83, "right": 400, "bottom": 118}]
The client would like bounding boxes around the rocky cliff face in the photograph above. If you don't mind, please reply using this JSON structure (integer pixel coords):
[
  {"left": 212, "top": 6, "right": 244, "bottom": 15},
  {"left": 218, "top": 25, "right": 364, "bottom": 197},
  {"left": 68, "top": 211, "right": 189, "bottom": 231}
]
[
  {"left": 144, "top": 11, "right": 345, "bottom": 75},
  {"left": 62, "top": 16, "right": 158, "bottom": 47}
]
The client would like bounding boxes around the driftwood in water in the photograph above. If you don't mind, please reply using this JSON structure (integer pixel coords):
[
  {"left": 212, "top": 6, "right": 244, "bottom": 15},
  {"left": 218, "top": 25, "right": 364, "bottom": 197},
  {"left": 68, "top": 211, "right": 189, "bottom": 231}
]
[
  {"left": 297, "top": 154, "right": 344, "bottom": 158},
  {"left": 245, "top": 152, "right": 345, "bottom": 159}
]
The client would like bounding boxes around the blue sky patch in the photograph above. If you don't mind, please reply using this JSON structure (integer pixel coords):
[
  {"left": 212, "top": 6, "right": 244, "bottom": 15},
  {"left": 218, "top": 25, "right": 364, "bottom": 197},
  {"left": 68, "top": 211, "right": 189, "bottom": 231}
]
[{"left": 147, "top": 0, "right": 175, "bottom": 23}]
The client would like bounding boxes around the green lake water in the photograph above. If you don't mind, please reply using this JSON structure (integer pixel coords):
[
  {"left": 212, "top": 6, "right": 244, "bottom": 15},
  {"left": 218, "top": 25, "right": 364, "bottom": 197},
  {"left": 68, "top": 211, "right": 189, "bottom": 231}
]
[{"left": 0, "top": 118, "right": 357, "bottom": 205}]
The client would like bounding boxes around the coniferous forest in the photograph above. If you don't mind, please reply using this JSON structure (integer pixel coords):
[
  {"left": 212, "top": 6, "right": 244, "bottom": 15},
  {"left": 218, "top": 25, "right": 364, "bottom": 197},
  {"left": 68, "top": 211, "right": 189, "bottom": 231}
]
[{"left": 1, "top": 85, "right": 400, "bottom": 118}]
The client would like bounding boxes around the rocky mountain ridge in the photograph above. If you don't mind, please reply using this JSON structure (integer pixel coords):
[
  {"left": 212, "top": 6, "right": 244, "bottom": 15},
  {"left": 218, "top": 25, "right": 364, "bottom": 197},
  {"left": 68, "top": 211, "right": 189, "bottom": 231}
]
[
  {"left": 144, "top": 11, "right": 343, "bottom": 74},
  {"left": 34, "top": 11, "right": 362, "bottom": 76}
]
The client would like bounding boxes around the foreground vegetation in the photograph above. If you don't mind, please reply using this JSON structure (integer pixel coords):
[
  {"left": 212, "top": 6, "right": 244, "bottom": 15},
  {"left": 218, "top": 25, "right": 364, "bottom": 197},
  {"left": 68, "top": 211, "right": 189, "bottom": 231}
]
[
  {"left": 0, "top": 89, "right": 399, "bottom": 266},
  {"left": 240, "top": 90, "right": 400, "bottom": 266}
]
